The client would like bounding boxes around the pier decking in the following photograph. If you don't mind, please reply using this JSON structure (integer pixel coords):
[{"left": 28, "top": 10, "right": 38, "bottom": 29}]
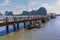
[
  {"left": 0, "top": 15, "right": 56, "bottom": 40},
  {"left": 0, "top": 15, "right": 53, "bottom": 34},
  {"left": 0, "top": 15, "right": 58, "bottom": 40}
]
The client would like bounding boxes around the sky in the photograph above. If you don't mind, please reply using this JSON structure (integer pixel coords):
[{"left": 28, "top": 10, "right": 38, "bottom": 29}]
[{"left": 0, "top": 0, "right": 60, "bottom": 14}]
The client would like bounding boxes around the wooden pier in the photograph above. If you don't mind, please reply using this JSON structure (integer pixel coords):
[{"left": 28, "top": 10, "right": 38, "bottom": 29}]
[{"left": 0, "top": 15, "right": 54, "bottom": 34}]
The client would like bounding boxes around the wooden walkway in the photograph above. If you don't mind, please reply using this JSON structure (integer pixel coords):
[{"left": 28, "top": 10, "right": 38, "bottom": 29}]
[
  {"left": 0, "top": 15, "right": 56, "bottom": 40},
  {"left": 0, "top": 15, "right": 55, "bottom": 34}
]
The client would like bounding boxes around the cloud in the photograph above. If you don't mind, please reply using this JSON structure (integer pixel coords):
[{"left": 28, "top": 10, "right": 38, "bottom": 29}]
[
  {"left": 42, "top": 3, "right": 60, "bottom": 14},
  {"left": 56, "top": 0, "right": 60, "bottom": 6},
  {"left": 0, "top": 0, "right": 60, "bottom": 14},
  {"left": 27, "top": 0, "right": 39, "bottom": 11},
  {"left": 26, "top": 0, "right": 60, "bottom": 14},
  {"left": 10, "top": 5, "right": 27, "bottom": 14},
  {"left": 0, "top": 0, "right": 15, "bottom": 6},
  {"left": 20, "top": 0, "right": 60, "bottom": 14}
]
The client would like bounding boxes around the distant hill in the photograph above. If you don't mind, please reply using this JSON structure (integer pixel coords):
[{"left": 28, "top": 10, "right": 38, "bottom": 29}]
[
  {"left": 4, "top": 11, "right": 13, "bottom": 16},
  {"left": 22, "top": 7, "right": 47, "bottom": 15},
  {"left": 0, "top": 13, "right": 3, "bottom": 15}
]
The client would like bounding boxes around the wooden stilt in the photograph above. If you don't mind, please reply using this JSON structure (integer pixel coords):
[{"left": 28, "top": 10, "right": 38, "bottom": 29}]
[
  {"left": 33, "top": 20, "right": 36, "bottom": 23},
  {"left": 41, "top": 18, "right": 46, "bottom": 23},
  {"left": 24, "top": 18, "right": 26, "bottom": 28},
  {"left": 17, "top": 23, "right": 20, "bottom": 30},
  {"left": 13, "top": 23, "right": 16, "bottom": 32},
  {"left": 44, "top": 18, "right": 47, "bottom": 23},
  {"left": 30, "top": 20, "right": 32, "bottom": 25},
  {"left": 33, "top": 20, "right": 35, "bottom": 23},
  {"left": 6, "top": 17, "right": 9, "bottom": 34},
  {"left": 13, "top": 17, "right": 16, "bottom": 32},
  {"left": 24, "top": 22, "right": 26, "bottom": 28},
  {"left": 6, "top": 25, "right": 9, "bottom": 34}
]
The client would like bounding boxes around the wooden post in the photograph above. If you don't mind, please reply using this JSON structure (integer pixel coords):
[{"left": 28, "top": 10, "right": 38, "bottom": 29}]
[
  {"left": 13, "top": 23, "right": 16, "bottom": 32},
  {"left": 16, "top": 18, "right": 20, "bottom": 31},
  {"left": 6, "top": 17, "right": 9, "bottom": 34},
  {"left": 33, "top": 20, "right": 35, "bottom": 23},
  {"left": 48, "top": 16, "right": 51, "bottom": 20},
  {"left": 17, "top": 23, "right": 20, "bottom": 30},
  {"left": 13, "top": 17, "right": 16, "bottom": 32},
  {"left": 30, "top": 17, "right": 32, "bottom": 25},
  {"left": 44, "top": 17, "right": 47, "bottom": 22},
  {"left": 47, "top": 16, "right": 50, "bottom": 21},
  {"left": 35, "top": 20, "right": 37, "bottom": 23},
  {"left": 24, "top": 21, "right": 26, "bottom": 28},
  {"left": 24, "top": 18, "right": 26, "bottom": 28},
  {"left": 41, "top": 18, "right": 46, "bottom": 23},
  {"left": 39, "top": 20, "right": 42, "bottom": 27},
  {"left": 30, "top": 20, "right": 32, "bottom": 25}
]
